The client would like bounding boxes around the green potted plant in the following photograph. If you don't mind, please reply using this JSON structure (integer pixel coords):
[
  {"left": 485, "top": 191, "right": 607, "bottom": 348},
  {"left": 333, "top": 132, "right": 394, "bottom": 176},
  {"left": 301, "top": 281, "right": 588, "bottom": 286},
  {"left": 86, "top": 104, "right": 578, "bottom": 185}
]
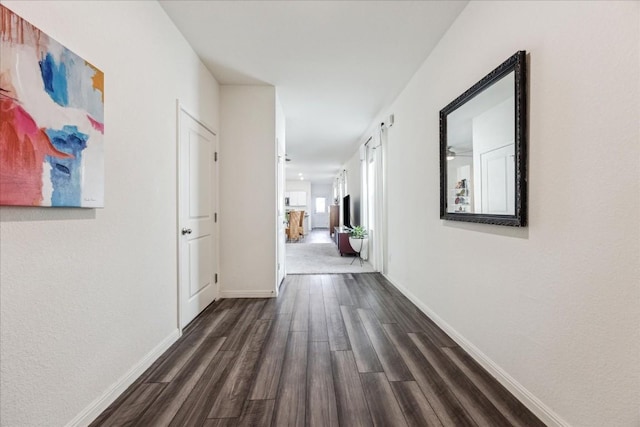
[
  {"left": 348, "top": 225, "right": 368, "bottom": 239},
  {"left": 348, "top": 226, "right": 369, "bottom": 261}
]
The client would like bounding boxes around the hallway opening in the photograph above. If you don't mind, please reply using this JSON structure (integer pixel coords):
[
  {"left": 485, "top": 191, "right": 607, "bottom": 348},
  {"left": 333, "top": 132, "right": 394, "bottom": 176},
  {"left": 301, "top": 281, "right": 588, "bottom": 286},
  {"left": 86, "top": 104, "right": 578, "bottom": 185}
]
[{"left": 286, "top": 229, "right": 375, "bottom": 274}]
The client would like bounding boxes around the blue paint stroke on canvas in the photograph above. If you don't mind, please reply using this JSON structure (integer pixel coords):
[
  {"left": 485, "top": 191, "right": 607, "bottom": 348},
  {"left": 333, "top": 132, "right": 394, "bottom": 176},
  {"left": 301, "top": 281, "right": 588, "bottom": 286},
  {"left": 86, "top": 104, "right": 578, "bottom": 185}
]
[
  {"left": 45, "top": 126, "right": 88, "bottom": 206},
  {"left": 1, "top": 6, "right": 104, "bottom": 208},
  {"left": 39, "top": 52, "right": 69, "bottom": 107}
]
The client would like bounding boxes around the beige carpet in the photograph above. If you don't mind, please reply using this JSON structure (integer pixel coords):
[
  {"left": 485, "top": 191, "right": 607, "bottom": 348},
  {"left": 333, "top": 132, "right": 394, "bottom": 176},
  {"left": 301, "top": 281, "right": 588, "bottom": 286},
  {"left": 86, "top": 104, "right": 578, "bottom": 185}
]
[{"left": 286, "top": 242, "right": 375, "bottom": 274}]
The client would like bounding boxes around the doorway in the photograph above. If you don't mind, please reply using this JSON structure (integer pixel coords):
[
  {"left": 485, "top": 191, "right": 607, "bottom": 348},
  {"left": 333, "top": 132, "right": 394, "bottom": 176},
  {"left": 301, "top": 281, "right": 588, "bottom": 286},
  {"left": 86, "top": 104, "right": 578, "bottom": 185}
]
[
  {"left": 277, "top": 137, "right": 286, "bottom": 287},
  {"left": 311, "top": 183, "right": 332, "bottom": 229},
  {"left": 362, "top": 126, "right": 386, "bottom": 273}
]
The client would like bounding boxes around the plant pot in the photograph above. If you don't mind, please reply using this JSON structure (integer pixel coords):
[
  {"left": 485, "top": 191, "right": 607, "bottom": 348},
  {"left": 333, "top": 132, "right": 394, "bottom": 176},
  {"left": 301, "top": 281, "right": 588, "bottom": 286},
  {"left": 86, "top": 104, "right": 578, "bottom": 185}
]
[{"left": 348, "top": 237, "right": 368, "bottom": 260}]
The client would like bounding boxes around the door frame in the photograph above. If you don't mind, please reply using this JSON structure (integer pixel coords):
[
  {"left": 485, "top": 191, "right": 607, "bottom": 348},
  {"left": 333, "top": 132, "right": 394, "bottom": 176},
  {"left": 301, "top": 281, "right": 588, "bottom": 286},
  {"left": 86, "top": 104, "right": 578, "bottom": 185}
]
[
  {"left": 176, "top": 101, "right": 219, "bottom": 331},
  {"left": 276, "top": 137, "right": 286, "bottom": 290},
  {"left": 361, "top": 125, "right": 387, "bottom": 273}
]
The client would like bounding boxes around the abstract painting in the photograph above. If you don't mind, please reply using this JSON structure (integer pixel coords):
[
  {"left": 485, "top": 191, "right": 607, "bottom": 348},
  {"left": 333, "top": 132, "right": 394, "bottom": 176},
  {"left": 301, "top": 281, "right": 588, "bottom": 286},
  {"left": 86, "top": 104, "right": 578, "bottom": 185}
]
[{"left": 0, "top": 5, "right": 104, "bottom": 208}]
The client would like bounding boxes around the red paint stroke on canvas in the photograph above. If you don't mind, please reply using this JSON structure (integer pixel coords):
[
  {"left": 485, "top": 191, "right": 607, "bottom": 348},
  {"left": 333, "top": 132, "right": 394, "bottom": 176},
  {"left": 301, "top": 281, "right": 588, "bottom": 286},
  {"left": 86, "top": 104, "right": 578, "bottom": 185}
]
[
  {"left": 0, "top": 97, "right": 72, "bottom": 205},
  {"left": 1, "top": 5, "right": 49, "bottom": 56},
  {"left": 87, "top": 115, "right": 104, "bottom": 134}
]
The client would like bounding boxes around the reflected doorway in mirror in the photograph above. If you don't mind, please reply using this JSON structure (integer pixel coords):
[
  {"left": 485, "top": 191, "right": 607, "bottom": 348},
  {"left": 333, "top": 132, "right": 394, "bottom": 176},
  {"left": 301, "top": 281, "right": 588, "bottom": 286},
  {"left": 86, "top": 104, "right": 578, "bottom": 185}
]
[{"left": 439, "top": 50, "right": 527, "bottom": 226}]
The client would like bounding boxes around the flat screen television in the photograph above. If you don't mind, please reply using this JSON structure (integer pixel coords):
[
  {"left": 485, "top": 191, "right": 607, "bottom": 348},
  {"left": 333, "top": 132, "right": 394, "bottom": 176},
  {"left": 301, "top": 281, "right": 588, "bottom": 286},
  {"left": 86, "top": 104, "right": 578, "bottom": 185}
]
[{"left": 342, "top": 194, "right": 351, "bottom": 228}]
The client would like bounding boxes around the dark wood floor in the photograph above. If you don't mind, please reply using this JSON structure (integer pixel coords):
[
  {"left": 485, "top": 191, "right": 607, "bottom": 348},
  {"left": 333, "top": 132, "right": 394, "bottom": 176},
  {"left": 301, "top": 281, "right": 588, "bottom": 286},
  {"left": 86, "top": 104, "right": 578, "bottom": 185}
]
[{"left": 91, "top": 273, "right": 544, "bottom": 427}]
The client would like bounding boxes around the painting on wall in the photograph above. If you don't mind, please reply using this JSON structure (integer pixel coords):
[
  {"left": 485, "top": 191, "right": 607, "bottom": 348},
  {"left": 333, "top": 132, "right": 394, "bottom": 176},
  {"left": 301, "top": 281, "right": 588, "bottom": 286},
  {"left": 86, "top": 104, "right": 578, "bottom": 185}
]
[{"left": 0, "top": 5, "right": 104, "bottom": 208}]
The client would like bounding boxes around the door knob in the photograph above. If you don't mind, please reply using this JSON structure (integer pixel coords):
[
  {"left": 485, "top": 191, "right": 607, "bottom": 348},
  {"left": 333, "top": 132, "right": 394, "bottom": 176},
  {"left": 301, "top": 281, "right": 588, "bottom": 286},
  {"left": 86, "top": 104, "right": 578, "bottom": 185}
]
[{"left": 181, "top": 228, "right": 192, "bottom": 235}]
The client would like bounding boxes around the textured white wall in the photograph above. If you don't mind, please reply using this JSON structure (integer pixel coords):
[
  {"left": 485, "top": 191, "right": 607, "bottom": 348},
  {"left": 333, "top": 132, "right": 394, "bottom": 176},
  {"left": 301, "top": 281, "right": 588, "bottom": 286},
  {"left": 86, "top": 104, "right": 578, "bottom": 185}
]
[
  {"left": 377, "top": 1, "right": 639, "bottom": 426},
  {"left": 219, "top": 86, "right": 277, "bottom": 297},
  {"left": 0, "top": 1, "right": 219, "bottom": 426}
]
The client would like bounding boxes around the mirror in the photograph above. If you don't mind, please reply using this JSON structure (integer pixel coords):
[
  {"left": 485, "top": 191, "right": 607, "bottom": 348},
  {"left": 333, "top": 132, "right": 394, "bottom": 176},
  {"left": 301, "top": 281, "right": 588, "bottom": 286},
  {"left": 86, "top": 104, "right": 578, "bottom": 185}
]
[{"left": 440, "top": 51, "right": 527, "bottom": 226}]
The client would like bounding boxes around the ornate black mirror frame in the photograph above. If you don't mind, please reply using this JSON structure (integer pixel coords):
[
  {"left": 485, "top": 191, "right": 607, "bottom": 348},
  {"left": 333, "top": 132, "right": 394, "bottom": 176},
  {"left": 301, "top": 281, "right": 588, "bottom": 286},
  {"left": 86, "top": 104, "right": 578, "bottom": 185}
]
[{"left": 439, "top": 50, "right": 527, "bottom": 226}]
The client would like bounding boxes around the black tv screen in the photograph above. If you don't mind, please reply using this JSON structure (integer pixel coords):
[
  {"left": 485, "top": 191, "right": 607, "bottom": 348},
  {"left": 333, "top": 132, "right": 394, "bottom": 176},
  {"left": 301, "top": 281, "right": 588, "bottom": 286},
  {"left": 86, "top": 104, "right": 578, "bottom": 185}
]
[{"left": 343, "top": 194, "right": 351, "bottom": 228}]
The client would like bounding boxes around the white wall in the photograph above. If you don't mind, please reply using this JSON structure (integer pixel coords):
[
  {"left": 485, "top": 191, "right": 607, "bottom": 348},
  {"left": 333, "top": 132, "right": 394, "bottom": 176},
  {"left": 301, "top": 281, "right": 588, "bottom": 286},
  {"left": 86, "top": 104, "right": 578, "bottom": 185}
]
[
  {"left": 219, "top": 85, "right": 277, "bottom": 298},
  {"left": 0, "top": 1, "right": 220, "bottom": 426},
  {"left": 374, "top": 2, "right": 639, "bottom": 426}
]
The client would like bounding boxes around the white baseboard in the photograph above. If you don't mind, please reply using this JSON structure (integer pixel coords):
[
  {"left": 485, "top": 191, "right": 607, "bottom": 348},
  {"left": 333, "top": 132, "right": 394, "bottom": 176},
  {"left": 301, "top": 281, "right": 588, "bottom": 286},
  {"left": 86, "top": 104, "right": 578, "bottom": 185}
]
[
  {"left": 65, "top": 329, "right": 181, "bottom": 427},
  {"left": 219, "top": 289, "right": 276, "bottom": 298},
  {"left": 382, "top": 273, "right": 569, "bottom": 427}
]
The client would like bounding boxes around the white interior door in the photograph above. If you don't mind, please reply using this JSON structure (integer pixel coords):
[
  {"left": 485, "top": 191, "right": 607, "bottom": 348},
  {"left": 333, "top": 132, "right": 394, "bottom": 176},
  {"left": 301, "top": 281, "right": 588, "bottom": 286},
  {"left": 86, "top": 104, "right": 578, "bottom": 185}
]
[
  {"left": 480, "top": 144, "right": 515, "bottom": 214},
  {"left": 178, "top": 107, "right": 218, "bottom": 329},
  {"left": 311, "top": 196, "right": 330, "bottom": 228}
]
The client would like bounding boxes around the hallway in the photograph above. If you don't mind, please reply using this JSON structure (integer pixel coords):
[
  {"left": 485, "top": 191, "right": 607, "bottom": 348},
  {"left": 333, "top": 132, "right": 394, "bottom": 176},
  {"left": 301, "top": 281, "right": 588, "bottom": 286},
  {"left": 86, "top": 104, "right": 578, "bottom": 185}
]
[
  {"left": 91, "top": 274, "right": 543, "bottom": 426},
  {"left": 286, "top": 229, "right": 375, "bottom": 274},
  {"left": 298, "top": 228, "right": 334, "bottom": 244}
]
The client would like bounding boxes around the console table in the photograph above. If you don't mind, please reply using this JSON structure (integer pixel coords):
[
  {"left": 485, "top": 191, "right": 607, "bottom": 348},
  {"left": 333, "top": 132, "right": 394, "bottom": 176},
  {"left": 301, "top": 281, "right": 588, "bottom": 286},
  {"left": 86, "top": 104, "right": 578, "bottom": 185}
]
[{"left": 333, "top": 226, "right": 357, "bottom": 256}]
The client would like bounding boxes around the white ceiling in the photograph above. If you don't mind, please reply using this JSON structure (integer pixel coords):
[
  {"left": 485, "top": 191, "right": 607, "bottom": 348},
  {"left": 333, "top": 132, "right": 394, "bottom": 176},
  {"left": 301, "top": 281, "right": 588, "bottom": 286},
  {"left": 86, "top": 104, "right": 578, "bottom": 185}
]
[{"left": 159, "top": 1, "right": 468, "bottom": 183}]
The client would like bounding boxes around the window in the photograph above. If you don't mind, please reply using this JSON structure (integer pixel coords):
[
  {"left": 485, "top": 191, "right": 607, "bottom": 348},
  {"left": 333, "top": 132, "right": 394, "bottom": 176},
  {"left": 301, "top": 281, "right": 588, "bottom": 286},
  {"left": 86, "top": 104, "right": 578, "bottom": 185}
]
[{"left": 315, "top": 197, "right": 326, "bottom": 214}]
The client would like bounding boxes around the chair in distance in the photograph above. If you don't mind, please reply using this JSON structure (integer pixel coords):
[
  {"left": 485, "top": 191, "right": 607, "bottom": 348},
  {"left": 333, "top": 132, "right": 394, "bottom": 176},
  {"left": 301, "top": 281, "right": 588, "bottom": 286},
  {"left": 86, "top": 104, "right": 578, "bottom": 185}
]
[{"left": 286, "top": 210, "right": 302, "bottom": 242}]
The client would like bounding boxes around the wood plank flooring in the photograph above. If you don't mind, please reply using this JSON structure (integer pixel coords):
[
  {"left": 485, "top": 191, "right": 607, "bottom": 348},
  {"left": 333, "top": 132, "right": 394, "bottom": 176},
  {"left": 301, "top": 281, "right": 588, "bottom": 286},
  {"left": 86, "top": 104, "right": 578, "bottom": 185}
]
[{"left": 91, "top": 273, "right": 545, "bottom": 427}]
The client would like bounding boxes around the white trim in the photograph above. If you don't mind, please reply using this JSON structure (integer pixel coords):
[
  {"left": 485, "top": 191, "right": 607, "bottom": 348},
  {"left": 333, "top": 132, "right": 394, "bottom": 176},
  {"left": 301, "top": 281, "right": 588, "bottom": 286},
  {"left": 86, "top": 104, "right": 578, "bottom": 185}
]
[
  {"left": 176, "top": 101, "right": 217, "bottom": 136},
  {"left": 65, "top": 329, "right": 181, "bottom": 427},
  {"left": 175, "top": 99, "right": 182, "bottom": 331},
  {"left": 219, "top": 290, "right": 276, "bottom": 299},
  {"left": 381, "top": 273, "right": 570, "bottom": 427}
]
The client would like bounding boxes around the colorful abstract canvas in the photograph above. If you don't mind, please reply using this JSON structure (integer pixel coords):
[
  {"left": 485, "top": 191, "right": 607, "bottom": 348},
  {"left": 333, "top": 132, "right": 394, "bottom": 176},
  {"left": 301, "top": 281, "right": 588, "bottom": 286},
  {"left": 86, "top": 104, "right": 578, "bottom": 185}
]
[{"left": 0, "top": 5, "right": 104, "bottom": 207}]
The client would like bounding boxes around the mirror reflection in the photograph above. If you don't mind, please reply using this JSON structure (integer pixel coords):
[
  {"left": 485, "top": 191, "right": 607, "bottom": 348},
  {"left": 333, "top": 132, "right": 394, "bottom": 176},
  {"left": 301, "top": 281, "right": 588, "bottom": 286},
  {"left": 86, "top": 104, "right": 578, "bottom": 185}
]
[
  {"left": 446, "top": 71, "right": 515, "bottom": 215},
  {"left": 440, "top": 50, "right": 527, "bottom": 227}
]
